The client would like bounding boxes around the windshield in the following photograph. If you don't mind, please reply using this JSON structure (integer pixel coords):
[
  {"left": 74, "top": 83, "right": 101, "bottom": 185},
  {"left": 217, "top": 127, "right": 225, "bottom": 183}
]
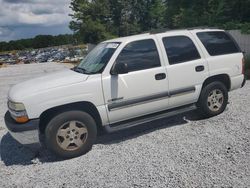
[{"left": 74, "top": 42, "right": 120, "bottom": 74}]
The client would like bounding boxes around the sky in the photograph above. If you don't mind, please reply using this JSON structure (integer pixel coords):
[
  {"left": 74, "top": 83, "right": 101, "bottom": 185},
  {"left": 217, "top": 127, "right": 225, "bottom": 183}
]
[{"left": 0, "top": 0, "right": 72, "bottom": 42}]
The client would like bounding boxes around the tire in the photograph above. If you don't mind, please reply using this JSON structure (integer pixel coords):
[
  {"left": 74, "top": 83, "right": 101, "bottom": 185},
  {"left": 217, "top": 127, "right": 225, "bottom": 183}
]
[
  {"left": 197, "top": 81, "right": 228, "bottom": 118},
  {"left": 45, "top": 111, "right": 97, "bottom": 159}
]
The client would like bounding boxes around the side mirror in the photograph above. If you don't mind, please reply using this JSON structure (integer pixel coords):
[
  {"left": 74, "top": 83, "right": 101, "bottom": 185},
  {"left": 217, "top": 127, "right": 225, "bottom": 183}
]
[{"left": 111, "top": 62, "right": 128, "bottom": 75}]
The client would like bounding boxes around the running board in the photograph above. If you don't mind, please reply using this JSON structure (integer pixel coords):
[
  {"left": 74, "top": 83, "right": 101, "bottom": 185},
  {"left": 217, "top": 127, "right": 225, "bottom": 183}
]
[{"left": 104, "top": 104, "right": 197, "bottom": 133}]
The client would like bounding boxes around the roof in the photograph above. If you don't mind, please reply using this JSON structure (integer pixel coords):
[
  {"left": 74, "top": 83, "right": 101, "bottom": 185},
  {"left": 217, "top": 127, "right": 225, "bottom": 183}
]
[
  {"left": 104, "top": 28, "right": 224, "bottom": 43},
  {"left": 104, "top": 33, "right": 151, "bottom": 43}
]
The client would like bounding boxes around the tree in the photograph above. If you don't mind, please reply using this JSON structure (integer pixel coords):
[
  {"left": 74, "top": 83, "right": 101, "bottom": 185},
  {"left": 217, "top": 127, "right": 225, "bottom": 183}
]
[
  {"left": 164, "top": 0, "right": 250, "bottom": 31},
  {"left": 69, "top": 0, "right": 167, "bottom": 43},
  {"left": 70, "top": 0, "right": 115, "bottom": 43},
  {"left": 2, "top": 0, "right": 250, "bottom": 52},
  {"left": 0, "top": 34, "right": 75, "bottom": 52}
]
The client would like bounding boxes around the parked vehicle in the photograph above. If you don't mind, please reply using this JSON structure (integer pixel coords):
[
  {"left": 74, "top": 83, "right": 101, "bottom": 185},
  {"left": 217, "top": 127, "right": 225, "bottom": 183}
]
[{"left": 5, "top": 28, "right": 246, "bottom": 158}]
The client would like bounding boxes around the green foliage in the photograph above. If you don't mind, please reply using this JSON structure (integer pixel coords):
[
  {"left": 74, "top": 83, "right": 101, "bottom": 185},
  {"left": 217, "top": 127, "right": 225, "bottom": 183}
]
[
  {"left": 166, "top": 0, "right": 250, "bottom": 31},
  {"left": 223, "top": 22, "right": 250, "bottom": 34},
  {"left": 70, "top": 0, "right": 167, "bottom": 43},
  {"left": 1, "top": 0, "right": 250, "bottom": 51},
  {"left": 0, "top": 34, "right": 75, "bottom": 52},
  {"left": 70, "top": 0, "right": 250, "bottom": 44}
]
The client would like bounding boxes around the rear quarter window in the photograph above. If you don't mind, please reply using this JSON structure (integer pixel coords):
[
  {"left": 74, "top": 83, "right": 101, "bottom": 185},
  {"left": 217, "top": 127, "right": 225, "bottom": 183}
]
[{"left": 197, "top": 31, "right": 241, "bottom": 56}]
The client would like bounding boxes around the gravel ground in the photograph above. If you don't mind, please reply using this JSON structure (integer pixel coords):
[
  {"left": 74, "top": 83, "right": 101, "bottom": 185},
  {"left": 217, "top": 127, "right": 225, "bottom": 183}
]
[{"left": 0, "top": 63, "right": 249, "bottom": 187}]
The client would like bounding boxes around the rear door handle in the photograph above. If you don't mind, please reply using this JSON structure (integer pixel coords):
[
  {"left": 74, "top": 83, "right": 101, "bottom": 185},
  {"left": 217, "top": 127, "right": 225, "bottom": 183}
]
[
  {"left": 155, "top": 73, "right": 166, "bottom": 80},
  {"left": 195, "top": 65, "right": 205, "bottom": 72}
]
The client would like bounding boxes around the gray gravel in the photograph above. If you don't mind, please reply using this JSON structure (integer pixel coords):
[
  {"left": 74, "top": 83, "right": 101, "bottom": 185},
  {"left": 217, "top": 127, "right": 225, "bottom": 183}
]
[{"left": 0, "top": 63, "right": 249, "bottom": 187}]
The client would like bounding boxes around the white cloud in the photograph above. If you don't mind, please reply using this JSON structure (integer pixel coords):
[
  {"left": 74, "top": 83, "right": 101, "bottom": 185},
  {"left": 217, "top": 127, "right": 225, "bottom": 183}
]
[
  {"left": 0, "top": 27, "right": 14, "bottom": 41},
  {"left": 0, "top": 27, "right": 12, "bottom": 36},
  {"left": 0, "top": 0, "right": 72, "bottom": 27},
  {"left": 0, "top": 0, "right": 72, "bottom": 41}
]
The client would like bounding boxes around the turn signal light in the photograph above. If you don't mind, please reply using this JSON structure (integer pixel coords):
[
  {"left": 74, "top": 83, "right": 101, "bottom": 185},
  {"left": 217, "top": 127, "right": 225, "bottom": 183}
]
[{"left": 15, "top": 116, "right": 29, "bottom": 123}]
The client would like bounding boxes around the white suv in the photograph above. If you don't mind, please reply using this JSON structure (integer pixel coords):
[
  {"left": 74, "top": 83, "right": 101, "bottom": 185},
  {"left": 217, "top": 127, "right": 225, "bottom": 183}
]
[{"left": 5, "top": 28, "right": 246, "bottom": 158}]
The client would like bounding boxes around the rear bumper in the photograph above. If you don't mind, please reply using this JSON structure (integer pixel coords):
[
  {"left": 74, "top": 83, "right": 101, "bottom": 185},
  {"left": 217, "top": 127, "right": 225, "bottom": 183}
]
[{"left": 4, "top": 111, "right": 41, "bottom": 147}]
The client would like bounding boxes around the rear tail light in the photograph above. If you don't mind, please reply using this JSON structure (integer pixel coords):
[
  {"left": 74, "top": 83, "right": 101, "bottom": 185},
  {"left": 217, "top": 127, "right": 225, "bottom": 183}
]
[{"left": 242, "top": 57, "right": 245, "bottom": 75}]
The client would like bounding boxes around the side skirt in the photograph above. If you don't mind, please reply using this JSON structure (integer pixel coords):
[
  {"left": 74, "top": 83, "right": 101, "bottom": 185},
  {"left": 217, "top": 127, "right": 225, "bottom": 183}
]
[{"left": 104, "top": 104, "right": 197, "bottom": 133}]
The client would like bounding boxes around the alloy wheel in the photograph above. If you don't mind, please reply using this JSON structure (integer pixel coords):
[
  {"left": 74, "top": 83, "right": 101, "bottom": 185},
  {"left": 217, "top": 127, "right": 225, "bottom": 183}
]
[{"left": 56, "top": 121, "right": 88, "bottom": 151}]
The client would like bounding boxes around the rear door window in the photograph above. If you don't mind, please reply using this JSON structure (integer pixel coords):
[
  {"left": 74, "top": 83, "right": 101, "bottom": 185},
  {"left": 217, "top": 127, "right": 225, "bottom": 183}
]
[
  {"left": 197, "top": 31, "right": 241, "bottom": 56},
  {"left": 162, "top": 36, "right": 201, "bottom": 65}
]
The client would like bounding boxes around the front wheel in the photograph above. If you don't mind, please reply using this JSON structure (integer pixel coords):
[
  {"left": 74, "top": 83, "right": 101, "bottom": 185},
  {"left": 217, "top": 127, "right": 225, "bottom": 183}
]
[
  {"left": 45, "top": 111, "right": 97, "bottom": 159},
  {"left": 197, "top": 81, "right": 228, "bottom": 118}
]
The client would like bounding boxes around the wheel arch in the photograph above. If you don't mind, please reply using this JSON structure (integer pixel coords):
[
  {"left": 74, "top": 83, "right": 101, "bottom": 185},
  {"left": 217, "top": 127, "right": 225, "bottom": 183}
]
[
  {"left": 39, "top": 101, "right": 103, "bottom": 135},
  {"left": 202, "top": 74, "right": 231, "bottom": 91}
]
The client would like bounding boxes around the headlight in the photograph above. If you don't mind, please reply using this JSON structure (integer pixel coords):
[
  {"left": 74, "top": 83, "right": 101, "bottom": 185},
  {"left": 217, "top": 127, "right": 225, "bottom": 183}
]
[
  {"left": 8, "top": 100, "right": 29, "bottom": 123},
  {"left": 8, "top": 101, "right": 26, "bottom": 111}
]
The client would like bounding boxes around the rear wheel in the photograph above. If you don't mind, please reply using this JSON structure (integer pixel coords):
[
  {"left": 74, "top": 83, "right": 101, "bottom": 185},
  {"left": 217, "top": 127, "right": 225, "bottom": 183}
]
[
  {"left": 197, "top": 81, "right": 228, "bottom": 118},
  {"left": 45, "top": 111, "right": 97, "bottom": 159}
]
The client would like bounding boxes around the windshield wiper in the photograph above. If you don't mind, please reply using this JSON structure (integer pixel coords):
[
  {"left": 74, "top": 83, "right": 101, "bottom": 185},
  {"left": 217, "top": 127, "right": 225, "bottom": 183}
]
[
  {"left": 72, "top": 66, "right": 97, "bottom": 75},
  {"left": 73, "top": 67, "right": 87, "bottom": 74}
]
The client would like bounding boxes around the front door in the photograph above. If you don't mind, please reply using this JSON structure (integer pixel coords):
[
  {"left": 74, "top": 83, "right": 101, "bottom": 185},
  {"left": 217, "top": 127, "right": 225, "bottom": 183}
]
[{"left": 102, "top": 38, "right": 169, "bottom": 124}]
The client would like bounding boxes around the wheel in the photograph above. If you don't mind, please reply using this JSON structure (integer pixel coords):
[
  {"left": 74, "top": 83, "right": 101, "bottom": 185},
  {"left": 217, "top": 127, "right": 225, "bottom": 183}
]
[
  {"left": 45, "top": 111, "right": 97, "bottom": 159},
  {"left": 197, "top": 81, "right": 228, "bottom": 118}
]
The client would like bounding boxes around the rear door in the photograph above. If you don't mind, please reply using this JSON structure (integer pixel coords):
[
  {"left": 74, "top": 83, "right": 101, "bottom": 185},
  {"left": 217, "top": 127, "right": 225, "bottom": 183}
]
[
  {"left": 156, "top": 31, "right": 209, "bottom": 108},
  {"left": 102, "top": 37, "right": 169, "bottom": 124},
  {"left": 193, "top": 31, "right": 243, "bottom": 89}
]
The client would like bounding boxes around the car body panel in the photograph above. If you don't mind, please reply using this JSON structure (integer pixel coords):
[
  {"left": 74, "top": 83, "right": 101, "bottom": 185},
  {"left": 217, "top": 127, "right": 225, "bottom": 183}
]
[{"left": 6, "top": 28, "right": 245, "bottom": 132}]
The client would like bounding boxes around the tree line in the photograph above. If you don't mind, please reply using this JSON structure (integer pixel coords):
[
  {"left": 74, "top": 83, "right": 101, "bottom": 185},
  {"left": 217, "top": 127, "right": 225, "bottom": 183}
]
[
  {"left": 70, "top": 0, "right": 250, "bottom": 43},
  {"left": 1, "top": 0, "right": 250, "bottom": 52},
  {"left": 0, "top": 34, "right": 75, "bottom": 52}
]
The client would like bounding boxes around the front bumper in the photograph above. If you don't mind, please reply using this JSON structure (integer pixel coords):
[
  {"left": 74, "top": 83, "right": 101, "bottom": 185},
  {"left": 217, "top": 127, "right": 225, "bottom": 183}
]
[{"left": 4, "top": 111, "right": 41, "bottom": 147}]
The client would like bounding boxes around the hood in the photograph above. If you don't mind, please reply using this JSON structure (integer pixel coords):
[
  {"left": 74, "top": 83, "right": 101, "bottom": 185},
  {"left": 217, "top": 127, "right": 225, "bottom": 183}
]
[{"left": 9, "top": 69, "right": 89, "bottom": 101}]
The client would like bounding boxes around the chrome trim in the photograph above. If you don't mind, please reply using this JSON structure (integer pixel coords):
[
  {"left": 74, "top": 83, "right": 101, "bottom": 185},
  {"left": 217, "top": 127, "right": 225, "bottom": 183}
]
[
  {"left": 8, "top": 108, "right": 27, "bottom": 118},
  {"left": 108, "top": 91, "right": 170, "bottom": 111},
  {"left": 108, "top": 86, "right": 196, "bottom": 111},
  {"left": 108, "top": 97, "right": 124, "bottom": 103},
  {"left": 169, "top": 87, "right": 196, "bottom": 97}
]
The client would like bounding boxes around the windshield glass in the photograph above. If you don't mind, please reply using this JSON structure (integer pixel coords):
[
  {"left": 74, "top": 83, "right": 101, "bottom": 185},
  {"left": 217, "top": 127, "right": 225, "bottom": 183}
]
[{"left": 75, "top": 42, "right": 120, "bottom": 74}]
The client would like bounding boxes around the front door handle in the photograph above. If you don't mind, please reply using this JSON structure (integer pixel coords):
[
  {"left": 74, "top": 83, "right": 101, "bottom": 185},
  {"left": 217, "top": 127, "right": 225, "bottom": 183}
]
[
  {"left": 155, "top": 73, "right": 166, "bottom": 80},
  {"left": 195, "top": 65, "right": 205, "bottom": 72}
]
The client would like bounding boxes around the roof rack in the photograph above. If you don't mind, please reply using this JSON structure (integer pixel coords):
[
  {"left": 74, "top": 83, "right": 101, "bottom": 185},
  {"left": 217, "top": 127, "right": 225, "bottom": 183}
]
[
  {"left": 186, "top": 26, "right": 219, "bottom": 30},
  {"left": 149, "top": 26, "right": 220, "bottom": 34},
  {"left": 149, "top": 28, "right": 171, "bottom": 34}
]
